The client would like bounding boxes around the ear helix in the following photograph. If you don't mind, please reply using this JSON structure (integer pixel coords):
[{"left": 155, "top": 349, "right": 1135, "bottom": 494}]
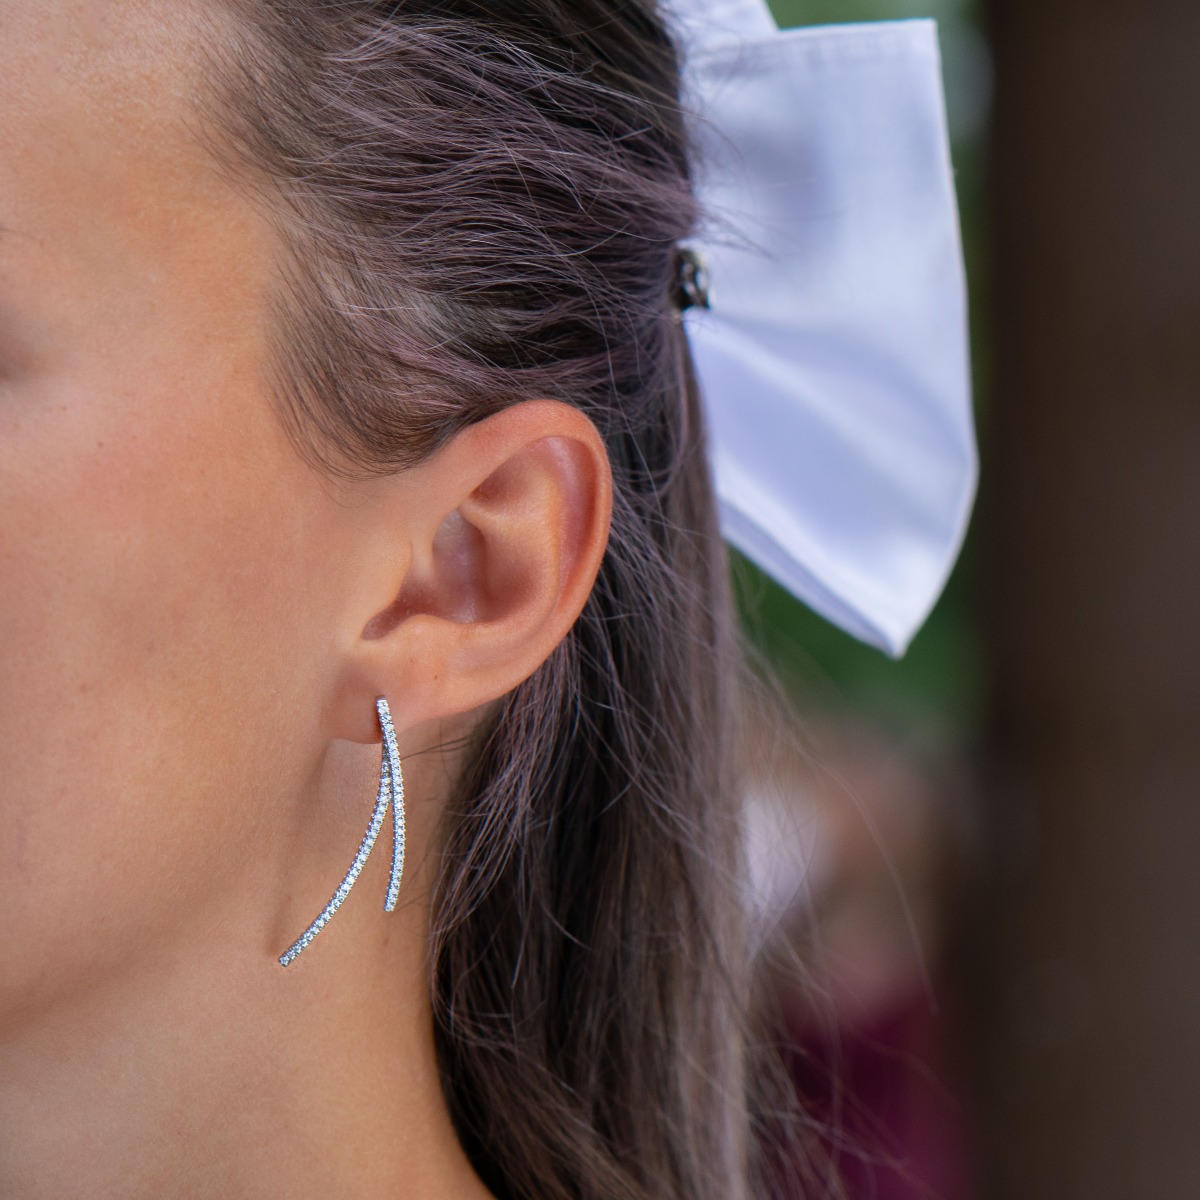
[{"left": 278, "top": 696, "right": 406, "bottom": 968}]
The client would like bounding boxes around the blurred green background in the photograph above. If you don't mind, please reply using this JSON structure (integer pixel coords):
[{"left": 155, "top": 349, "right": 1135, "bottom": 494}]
[{"left": 739, "top": 4, "right": 1200, "bottom": 1198}]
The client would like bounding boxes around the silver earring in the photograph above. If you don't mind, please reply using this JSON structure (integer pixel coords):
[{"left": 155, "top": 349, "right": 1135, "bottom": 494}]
[{"left": 278, "top": 695, "right": 406, "bottom": 967}]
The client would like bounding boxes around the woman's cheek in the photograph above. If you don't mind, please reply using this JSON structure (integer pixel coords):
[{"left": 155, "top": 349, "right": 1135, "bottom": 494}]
[{"left": 0, "top": 360, "right": 312, "bottom": 1015}]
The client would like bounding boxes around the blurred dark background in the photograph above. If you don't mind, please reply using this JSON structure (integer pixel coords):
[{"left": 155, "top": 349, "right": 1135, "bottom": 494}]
[{"left": 736, "top": 1, "right": 1200, "bottom": 1197}]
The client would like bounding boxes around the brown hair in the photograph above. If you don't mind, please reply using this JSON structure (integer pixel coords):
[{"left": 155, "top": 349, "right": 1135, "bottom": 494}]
[{"left": 203, "top": 3, "right": 805, "bottom": 1196}]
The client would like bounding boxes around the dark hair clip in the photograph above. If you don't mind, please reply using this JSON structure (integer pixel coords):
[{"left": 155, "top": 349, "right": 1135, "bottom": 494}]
[{"left": 673, "top": 247, "right": 711, "bottom": 311}]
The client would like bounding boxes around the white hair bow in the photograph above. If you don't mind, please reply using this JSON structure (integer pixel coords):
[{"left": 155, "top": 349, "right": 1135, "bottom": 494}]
[{"left": 671, "top": 0, "right": 976, "bottom": 656}]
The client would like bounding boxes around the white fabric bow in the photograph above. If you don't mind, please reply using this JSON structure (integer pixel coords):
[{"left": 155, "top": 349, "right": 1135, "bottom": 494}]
[{"left": 670, "top": 0, "right": 976, "bottom": 656}]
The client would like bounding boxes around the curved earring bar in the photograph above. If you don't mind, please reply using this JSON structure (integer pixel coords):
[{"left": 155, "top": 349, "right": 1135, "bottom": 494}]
[
  {"left": 379, "top": 696, "right": 405, "bottom": 912},
  {"left": 278, "top": 696, "right": 405, "bottom": 967}
]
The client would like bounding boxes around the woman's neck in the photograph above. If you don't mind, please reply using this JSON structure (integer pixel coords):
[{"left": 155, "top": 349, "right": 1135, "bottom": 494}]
[{"left": 0, "top": 785, "right": 490, "bottom": 1200}]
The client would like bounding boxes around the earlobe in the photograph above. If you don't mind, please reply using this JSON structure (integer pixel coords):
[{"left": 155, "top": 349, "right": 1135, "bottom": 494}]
[{"left": 333, "top": 400, "right": 612, "bottom": 743}]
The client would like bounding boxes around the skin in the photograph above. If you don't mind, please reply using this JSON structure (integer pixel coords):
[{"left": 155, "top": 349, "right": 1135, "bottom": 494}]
[{"left": 0, "top": 2, "right": 612, "bottom": 1197}]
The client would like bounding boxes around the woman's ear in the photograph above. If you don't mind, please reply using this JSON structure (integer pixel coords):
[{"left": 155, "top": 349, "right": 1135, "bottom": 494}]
[{"left": 328, "top": 400, "right": 612, "bottom": 743}]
